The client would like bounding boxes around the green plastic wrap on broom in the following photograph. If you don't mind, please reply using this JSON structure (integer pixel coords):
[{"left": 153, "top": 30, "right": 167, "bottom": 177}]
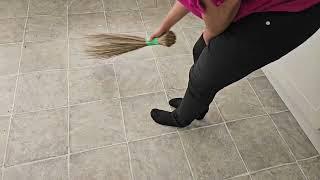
[{"left": 86, "top": 31, "right": 176, "bottom": 59}]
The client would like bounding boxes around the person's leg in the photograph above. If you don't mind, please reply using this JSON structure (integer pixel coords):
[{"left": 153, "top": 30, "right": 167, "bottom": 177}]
[
  {"left": 152, "top": 4, "right": 320, "bottom": 127},
  {"left": 168, "top": 34, "right": 208, "bottom": 115},
  {"left": 192, "top": 34, "right": 206, "bottom": 63}
]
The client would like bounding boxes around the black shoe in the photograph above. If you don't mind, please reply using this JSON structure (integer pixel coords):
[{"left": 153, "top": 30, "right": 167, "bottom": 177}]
[
  {"left": 151, "top": 109, "right": 188, "bottom": 127},
  {"left": 168, "top": 98, "right": 208, "bottom": 120}
]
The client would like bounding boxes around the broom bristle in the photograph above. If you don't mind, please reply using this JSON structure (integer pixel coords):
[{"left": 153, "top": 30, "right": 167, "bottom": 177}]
[
  {"left": 158, "top": 31, "right": 176, "bottom": 47},
  {"left": 86, "top": 31, "right": 176, "bottom": 59}
]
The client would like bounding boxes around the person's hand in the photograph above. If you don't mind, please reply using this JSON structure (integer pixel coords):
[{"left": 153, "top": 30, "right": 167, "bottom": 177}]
[{"left": 149, "top": 26, "right": 169, "bottom": 40}]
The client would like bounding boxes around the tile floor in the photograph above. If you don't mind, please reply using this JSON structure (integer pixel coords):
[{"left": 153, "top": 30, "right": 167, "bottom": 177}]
[{"left": 0, "top": 0, "right": 319, "bottom": 180}]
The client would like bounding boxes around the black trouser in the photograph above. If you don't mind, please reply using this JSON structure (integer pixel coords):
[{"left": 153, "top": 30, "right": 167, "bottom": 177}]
[{"left": 174, "top": 3, "right": 320, "bottom": 126}]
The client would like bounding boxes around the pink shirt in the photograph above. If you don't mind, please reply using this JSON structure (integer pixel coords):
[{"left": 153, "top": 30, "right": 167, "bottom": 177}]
[{"left": 178, "top": 0, "right": 320, "bottom": 21}]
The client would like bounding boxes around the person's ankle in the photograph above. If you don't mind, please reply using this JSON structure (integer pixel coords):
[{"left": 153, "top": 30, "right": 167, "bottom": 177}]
[{"left": 169, "top": 98, "right": 209, "bottom": 120}]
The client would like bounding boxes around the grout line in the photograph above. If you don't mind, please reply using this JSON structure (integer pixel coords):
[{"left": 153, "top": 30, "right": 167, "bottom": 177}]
[
  {"left": 0, "top": 74, "right": 19, "bottom": 80},
  {"left": 3, "top": 127, "right": 316, "bottom": 175},
  {"left": 128, "top": 131, "right": 178, "bottom": 143},
  {"left": 224, "top": 173, "right": 250, "bottom": 180},
  {"left": 297, "top": 154, "right": 320, "bottom": 162},
  {"left": 245, "top": 74, "right": 266, "bottom": 80},
  {"left": 113, "top": 63, "right": 135, "bottom": 180},
  {"left": 5, "top": 141, "right": 133, "bottom": 170},
  {"left": 108, "top": 23, "right": 135, "bottom": 180},
  {"left": 1, "top": 1, "right": 31, "bottom": 179},
  {"left": 69, "top": 142, "right": 127, "bottom": 156},
  {"left": 267, "top": 109, "right": 290, "bottom": 115},
  {"left": 179, "top": 121, "right": 226, "bottom": 132},
  {"left": 12, "top": 67, "right": 66, "bottom": 76},
  {"left": 157, "top": 60, "right": 197, "bottom": 179},
  {"left": 135, "top": 0, "right": 197, "bottom": 179},
  {"left": 66, "top": 3, "right": 71, "bottom": 180},
  {"left": 246, "top": 78, "right": 309, "bottom": 180},
  {"left": 176, "top": 131, "right": 196, "bottom": 180},
  {"left": 0, "top": 16, "right": 28, "bottom": 21},
  {"left": 67, "top": 11, "right": 106, "bottom": 16},
  {"left": 297, "top": 162, "right": 309, "bottom": 180},
  {"left": 100, "top": 0, "right": 109, "bottom": 33},
  {"left": 0, "top": 42, "right": 23, "bottom": 46},
  {"left": 156, "top": 53, "right": 193, "bottom": 61},
  {"left": 214, "top": 100, "right": 254, "bottom": 180},
  {"left": 176, "top": 19, "right": 194, "bottom": 50},
  {"left": 223, "top": 113, "right": 268, "bottom": 124},
  {"left": 11, "top": 105, "right": 69, "bottom": 115},
  {"left": 2, "top": 82, "right": 283, "bottom": 119},
  {"left": 4, "top": 155, "right": 69, "bottom": 169},
  {"left": 101, "top": 0, "right": 135, "bottom": 179},
  {"left": 119, "top": 90, "right": 165, "bottom": 99},
  {"left": 6, "top": 90, "right": 170, "bottom": 117},
  {"left": 296, "top": 155, "right": 319, "bottom": 180},
  {"left": 0, "top": 53, "right": 193, "bottom": 80},
  {"left": 248, "top": 161, "right": 297, "bottom": 176}
]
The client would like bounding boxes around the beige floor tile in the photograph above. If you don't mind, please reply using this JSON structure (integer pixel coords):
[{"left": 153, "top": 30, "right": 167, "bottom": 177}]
[
  {"left": 0, "top": 18, "right": 25, "bottom": 44},
  {"left": 249, "top": 76, "right": 288, "bottom": 114},
  {"left": 179, "top": 13, "right": 204, "bottom": 28},
  {"left": 137, "top": 0, "right": 171, "bottom": 9},
  {"left": 103, "top": 0, "right": 139, "bottom": 11},
  {"left": 68, "top": 13, "right": 107, "bottom": 39},
  {"left": 106, "top": 10, "right": 145, "bottom": 33},
  {"left": 29, "top": 0, "right": 67, "bottom": 16},
  {"left": 69, "top": 65, "right": 118, "bottom": 105},
  {"left": 158, "top": 55, "right": 193, "bottom": 90},
  {"left": 6, "top": 108, "right": 68, "bottom": 166},
  {"left": 215, "top": 80, "right": 266, "bottom": 121},
  {"left": 251, "top": 164, "right": 304, "bottom": 180},
  {"left": 3, "top": 156, "right": 68, "bottom": 180},
  {"left": 115, "top": 60, "right": 162, "bottom": 97},
  {"left": 129, "top": 133, "right": 193, "bottom": 180},
  {"left": 21, "top": 40, "right": 67, "bottom": 73},
  {"left": 0, "top": 116, "right": 10, "bottom": 165},
  {"left": 0, "top": 44, "right": 21, "bottom": 76},
  {"left": 271, "top": 111, "right": 318, "bottom": 160},
  {"left": 69, "top": 99, "right": 125, "bottom": 152},
  {"left": 299, "top": 156, "right": 320, "bottom": 180},
  {"left": 180, "top": 124, "right": 247, "bottom": 179},
  {"left": 0, "top": 76, "right": 17, "bottom": 115},
  {"left": 182, "top": 27, "right": 202, "bottom": 47},
  {"left": 227, "top": 115, "right": 295, "bottom": 171},
  {"left": 121, "top": 92, "right": 175, "bottom": 141},
  {"left": 68, "top": 0, "right": 103, "bottom": 14},
  {"left": 14, "top": 70, "right": 67, "bottom": 113},
  {"left": 25, "top": 16, "right": 67, "bottom": 42},
  {"left": 70, "top": 144, "right": 131, "bottom": 180},
  {"left": 0, "top": 0, "right": 28, "bottom": 18}
]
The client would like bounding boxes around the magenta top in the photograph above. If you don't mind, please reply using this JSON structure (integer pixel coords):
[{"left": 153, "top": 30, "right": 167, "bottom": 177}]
[{"left": 178, "top": 0, "right": 320, "bottom": 21}]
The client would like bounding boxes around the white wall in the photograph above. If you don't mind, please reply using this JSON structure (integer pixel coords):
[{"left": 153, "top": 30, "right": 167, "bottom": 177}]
[{"left": 263, "top": 28, "right": 320, "bottom": 152}]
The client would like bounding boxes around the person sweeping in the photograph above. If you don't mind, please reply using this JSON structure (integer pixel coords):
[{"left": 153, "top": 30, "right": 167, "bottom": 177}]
[{"left": 149, "top": 0, "right": 320, "bottom": 127}]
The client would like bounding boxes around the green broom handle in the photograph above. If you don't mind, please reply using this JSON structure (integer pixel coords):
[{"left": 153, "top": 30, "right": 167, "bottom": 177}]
[{"left": 146, "top": 38, "right": 159, "bottom": 46}]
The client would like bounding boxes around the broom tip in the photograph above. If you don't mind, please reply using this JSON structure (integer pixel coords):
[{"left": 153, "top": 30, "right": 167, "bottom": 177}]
[{"left": 158, "top": 31, "right": 176, "bottom": 47}]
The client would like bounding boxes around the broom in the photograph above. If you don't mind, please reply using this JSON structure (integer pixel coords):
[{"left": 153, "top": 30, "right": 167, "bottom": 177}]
[{"left": 86, "top": 31, "right": 176, "bottom": 59}]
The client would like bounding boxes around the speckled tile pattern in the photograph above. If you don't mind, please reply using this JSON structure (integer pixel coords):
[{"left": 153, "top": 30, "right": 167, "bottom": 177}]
[
  {"left": 0, "top": 0, "right": 318, "bottom": 179},
  {"left": 227, "top": 115, "right": 295, "bottom": 171}
]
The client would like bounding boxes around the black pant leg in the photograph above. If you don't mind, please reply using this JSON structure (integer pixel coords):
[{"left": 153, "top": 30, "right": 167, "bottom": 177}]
[
  {"left": 174, "top": 4, "right": 320, "bottom": 126},
  {"left": 192, "top": 35, "right": 206, "bottom": 64}
]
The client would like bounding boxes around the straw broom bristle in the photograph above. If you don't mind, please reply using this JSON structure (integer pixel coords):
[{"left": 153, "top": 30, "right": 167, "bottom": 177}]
[
  {"left": 158, "top": 31, "right": 176, "bottom": 47},
  {"left": 86, "top": 31, "right": 176, "bottom": 59}
]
